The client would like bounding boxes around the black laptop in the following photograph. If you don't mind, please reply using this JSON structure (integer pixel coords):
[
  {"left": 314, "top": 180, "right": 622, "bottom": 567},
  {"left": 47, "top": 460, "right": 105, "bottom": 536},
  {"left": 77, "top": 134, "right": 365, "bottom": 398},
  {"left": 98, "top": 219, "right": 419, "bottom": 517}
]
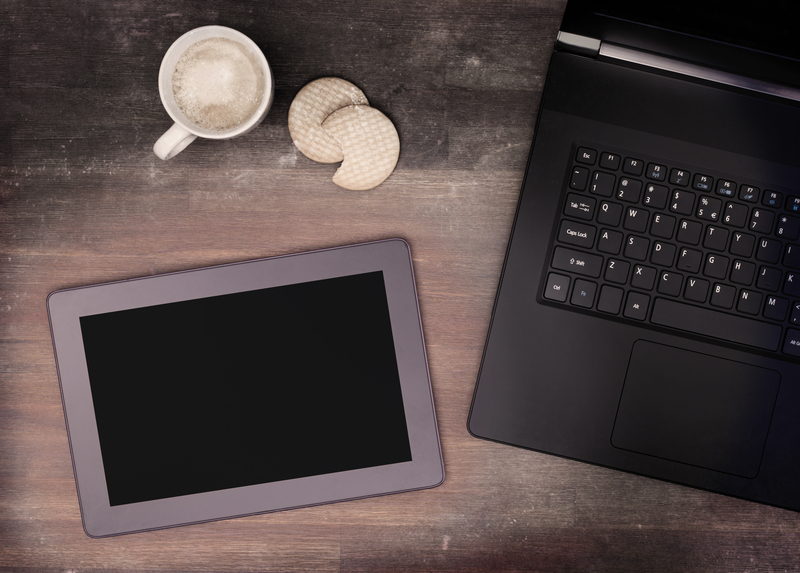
[{"left": 469, "top": 0, "right": 800, "bottom": 510}]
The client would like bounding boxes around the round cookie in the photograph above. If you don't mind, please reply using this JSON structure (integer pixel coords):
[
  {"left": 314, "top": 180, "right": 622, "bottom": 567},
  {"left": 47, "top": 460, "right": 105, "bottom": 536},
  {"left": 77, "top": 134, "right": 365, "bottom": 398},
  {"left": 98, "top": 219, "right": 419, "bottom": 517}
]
[
  {"left": 288, "top": 77, "right": 369, "bottom": 163},
  {"left": 321, "top": 105, "right": 400, "bottom": 191}
]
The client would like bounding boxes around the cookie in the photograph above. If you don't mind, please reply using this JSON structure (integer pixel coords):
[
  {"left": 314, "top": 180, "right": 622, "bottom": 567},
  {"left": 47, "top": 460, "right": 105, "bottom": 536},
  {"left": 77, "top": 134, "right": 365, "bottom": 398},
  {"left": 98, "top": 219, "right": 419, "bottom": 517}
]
[
  {"left": 321, "top": 105, "right": 400, "bottom": 191},
  {"left": 288, "top": 77, "right": 369, "bottom": 163}
]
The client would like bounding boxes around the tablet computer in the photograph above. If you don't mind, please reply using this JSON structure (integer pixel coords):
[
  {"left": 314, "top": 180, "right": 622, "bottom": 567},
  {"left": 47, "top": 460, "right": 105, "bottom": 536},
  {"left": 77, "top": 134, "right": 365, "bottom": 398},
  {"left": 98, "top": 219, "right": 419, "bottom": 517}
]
[{"left": 47, "top": 239, "right": 444, "bottom": 537}]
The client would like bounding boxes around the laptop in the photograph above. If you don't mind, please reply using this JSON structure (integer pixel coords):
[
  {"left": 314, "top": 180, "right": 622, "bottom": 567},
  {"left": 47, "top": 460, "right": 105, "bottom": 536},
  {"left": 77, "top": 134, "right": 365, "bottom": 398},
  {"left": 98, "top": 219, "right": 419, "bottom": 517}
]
[{"left": 468, "top": 0, "right": 800, "bottom": 510}]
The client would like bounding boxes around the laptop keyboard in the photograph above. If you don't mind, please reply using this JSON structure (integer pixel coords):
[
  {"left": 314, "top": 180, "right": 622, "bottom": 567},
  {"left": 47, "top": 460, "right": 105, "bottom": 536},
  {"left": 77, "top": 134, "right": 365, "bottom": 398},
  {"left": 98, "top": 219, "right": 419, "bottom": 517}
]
[{"left": 544, "top": 143, "right": 800, "bottom": 358}]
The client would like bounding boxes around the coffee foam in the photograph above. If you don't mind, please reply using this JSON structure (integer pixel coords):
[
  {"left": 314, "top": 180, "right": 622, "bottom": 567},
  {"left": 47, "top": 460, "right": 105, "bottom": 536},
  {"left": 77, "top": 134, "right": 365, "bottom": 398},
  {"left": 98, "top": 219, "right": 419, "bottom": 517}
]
[{"left": 172, "top": 37, "right": 264, "bottom": 132}]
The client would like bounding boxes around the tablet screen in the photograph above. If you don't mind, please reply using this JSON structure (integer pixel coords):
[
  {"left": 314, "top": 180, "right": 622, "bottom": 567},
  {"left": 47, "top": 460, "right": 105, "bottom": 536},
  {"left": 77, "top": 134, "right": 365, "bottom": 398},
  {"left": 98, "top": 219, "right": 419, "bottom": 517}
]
[
  {"left": 49, "top": 239, "right": 443, "bottom": 536},
  {"left": 79, "top": 271, "right": 412, "bottom": 507}
]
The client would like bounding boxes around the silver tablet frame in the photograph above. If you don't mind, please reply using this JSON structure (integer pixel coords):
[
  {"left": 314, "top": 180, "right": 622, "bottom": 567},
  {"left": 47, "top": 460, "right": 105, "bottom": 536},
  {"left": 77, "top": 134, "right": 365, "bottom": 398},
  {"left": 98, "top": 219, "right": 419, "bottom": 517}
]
[{"left": 47, "top": 239, "right": 444, "bottom": 537}]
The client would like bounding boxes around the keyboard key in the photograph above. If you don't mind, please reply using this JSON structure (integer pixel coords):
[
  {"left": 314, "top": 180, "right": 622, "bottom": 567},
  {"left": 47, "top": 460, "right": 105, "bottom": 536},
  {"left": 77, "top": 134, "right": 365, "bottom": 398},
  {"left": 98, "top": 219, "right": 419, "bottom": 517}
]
[
  {"left": 730, "top": 260, "right": 756, "bottom": 285},
  {"left": 716, "top": 179, "right": 736, "bottom": 197},
  {"left": 670, "top": 190, "right": 695, "bottom": 215},
  {"left": 631, "top": 265, "right": 657, "bottom": 290},
  {"left": 617, "top": 177, "right": 643, "bottom": 202},
  {"left": 786, "top": 196, "right": 800, "bottom": 213},
  {"left": 669, "top": 168, "right": 690, "bottom": 186},
  {"left": 597, "top": 285, "right": 624, "bottom": 314},
  {"left": 576, "top": 147, "right": 597, "bottom": 165},
  {"left": 623, "top": 157, "right": 644, "bottom": 175},
  {"left": 762, "top": 190, "right": 783, "bottom": 208},
  {"left": 590, "top": 171, "right": 616, "bottom": 197},
  {"left": 784, "top": 245, "right": 800, "bottom": 270},
  {"left": 703, "top": 225, "right": 729, "bottom": 251},
  {"left": 558, "top": 220, "right": 596, "bottom": 248},
  {"left": 599, "top": 152, "right": 621, "bottom": 170},
  {"left": 544, "top": 273, "right": 570, "bottom": 302},
  {"left": 697, "top": 196, "right": 722, "bottom": 221},
  {"left": 729, "top": 232, "right": 755, "bottom": 257},
  {"left": 564, "top": 193, "right": 596, "bottom": 220},
  {"left": 623, "top": 292, "right": 650, "bottom": 320},
  {"left": 597, "top": 229, "right": 624, "bottom": 254},
  {"left": 692, "top": 173, "right": 713, "bottom": 191},
  {"left": 651, "top": 241, "right": 677, "bottom": 267},
  {"left": 643, "top": 183, "right": 669, "bottom": 209},
  {"left": 657, "top": 270, "right": 683, "bottom": 296},
  {"left": 757, "top": 266, "right": 782, "bottom": 291},
  {"left": 710, "top": 283, "right": 736, "bottom": 309},
  {"left": 722, "top": 202, "right": 748, "bottom": 227},
  {"left": 650, "top": 213, "right": 676, "bottom": 238},
  {"left": 790, "top": 302, "right": 800, "bottom": 325},
  {"left": 704, "top": 254, "right": 729, "bottom": 279},
  {"left": 764, "top": 296, "right": 789, "bottom": 321},
  {"left": 651, "top": 299, "right": 783, "bottom": 350},
  {"left": 623, "top": 206, "right": 649, "bottom": 233},
  {"left": 737, "top": 290, "right": 762, "bottom": 315},
  {"left": 605, "top": 259, "right": 630, "bottom": 284},
  {"left": 749, "top": 209, "right": 775, "bottom": 233},
  {"left": 739, "top": 185, "right": 759, "bottom": 203},
  {"left": 677, "top": 247, "right": 702, "bottom": 273},
  {"left": 783, "top": 329, "right": 800, "bottom": 357},
  {"left": 551, "top": 247, "right": 603, "bottom": 277},
  {"left": 784, "top": 272, "right": 800, "bottom": 297},
  {"left": 646, "top": 163, "right": 666, "bottom": 181},
  {"left": 597, "top": 201, "right": 623, "bottom": 226},
  {"left": 777, "top": 214, "right": 800, "bottom": 240},
  {"left": 625, "top": 235, "right": 650, "bottom": 261},
  {"left": 756, "top": 238, "right": 782, "bottom": 263},
  {"left": 677, "top": 219, "right": 702, "bottom": 245},
  {"left": 571, "top": 279, "right": 597, "bottom": 308},
  {"left": 570, "top": 166, "right": 590, "bottom": 190},
  {"left": 684, "top": 277, "right": 710, "bottom": 302}
]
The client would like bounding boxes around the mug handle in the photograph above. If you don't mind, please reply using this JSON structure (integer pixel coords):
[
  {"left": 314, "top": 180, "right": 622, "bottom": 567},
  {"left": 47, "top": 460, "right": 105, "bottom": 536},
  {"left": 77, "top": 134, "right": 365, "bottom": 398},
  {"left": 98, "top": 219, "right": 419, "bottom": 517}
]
[{"left": 153, "top": 123, "right": 197, "bottom": 160}]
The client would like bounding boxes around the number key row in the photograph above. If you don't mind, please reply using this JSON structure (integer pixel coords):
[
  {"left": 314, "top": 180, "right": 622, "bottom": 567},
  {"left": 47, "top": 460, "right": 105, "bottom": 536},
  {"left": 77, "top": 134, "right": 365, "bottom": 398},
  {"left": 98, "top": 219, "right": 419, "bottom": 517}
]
[{"left": 576, "top": 169, "right": 800, "bottom": 239}]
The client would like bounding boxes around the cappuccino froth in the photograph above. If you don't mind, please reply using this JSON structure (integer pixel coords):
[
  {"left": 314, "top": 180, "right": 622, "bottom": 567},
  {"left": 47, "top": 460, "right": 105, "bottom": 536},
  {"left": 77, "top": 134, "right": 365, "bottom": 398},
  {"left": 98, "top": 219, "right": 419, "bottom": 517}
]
[{"left": 172, "top": 37, "right": 264, "bottom": 132}]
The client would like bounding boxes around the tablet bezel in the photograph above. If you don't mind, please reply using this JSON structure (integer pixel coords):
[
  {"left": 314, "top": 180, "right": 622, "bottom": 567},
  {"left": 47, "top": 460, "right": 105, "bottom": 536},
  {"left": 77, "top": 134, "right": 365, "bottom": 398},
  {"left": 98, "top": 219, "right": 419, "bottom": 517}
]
[{"left": 47, "top": 239, "right": 444, "bottom": 537}]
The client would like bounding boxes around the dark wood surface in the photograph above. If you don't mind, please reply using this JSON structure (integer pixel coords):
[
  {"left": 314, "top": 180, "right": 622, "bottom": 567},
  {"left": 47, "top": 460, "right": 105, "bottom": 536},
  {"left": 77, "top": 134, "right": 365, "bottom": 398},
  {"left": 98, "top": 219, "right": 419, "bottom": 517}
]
[{"left": 2, "top": 1, "right": 800, "bottom": 570}]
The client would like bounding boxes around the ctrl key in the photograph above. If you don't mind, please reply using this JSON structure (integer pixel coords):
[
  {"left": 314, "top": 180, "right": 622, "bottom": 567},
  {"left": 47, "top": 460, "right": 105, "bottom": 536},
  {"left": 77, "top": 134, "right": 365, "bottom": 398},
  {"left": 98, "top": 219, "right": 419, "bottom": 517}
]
[
  {"left": 545, "top": 273, "right": 570, "bottom": 302},
  {"left": 783, "top": 329, "right": 800, "bottom": 357}
]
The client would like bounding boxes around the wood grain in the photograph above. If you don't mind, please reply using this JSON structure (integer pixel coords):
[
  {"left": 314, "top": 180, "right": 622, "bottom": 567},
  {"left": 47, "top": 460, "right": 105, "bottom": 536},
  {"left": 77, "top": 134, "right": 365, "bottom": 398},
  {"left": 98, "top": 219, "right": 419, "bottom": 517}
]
[{"left": 2, "top": 1, "right": 800, "bottom": 571}]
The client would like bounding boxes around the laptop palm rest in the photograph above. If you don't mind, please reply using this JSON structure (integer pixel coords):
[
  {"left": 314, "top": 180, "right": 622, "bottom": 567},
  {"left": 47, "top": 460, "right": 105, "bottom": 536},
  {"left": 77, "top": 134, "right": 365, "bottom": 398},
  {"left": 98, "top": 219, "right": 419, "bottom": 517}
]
[{"left": 611, "top": 340, "right": 780, "bottom": 478}]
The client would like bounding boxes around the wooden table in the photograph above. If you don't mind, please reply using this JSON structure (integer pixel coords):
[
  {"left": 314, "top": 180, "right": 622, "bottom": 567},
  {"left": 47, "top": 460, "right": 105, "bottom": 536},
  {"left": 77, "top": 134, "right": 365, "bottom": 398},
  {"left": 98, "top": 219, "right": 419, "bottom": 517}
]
[{"left": 2, "top": 1, "right": 799, "bottom": 570}]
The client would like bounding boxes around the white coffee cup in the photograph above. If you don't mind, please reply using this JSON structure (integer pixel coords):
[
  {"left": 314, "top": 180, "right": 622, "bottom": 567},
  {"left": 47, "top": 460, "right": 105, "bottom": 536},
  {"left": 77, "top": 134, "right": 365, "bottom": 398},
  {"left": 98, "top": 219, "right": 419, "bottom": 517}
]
[{"left": 154, "top": 26, "right": 274, "bottom": 160}]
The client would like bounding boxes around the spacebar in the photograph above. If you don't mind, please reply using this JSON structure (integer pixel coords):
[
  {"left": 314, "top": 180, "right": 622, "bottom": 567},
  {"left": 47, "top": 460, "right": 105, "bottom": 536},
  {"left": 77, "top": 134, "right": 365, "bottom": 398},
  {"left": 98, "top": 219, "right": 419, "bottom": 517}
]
[{"left": 651, "top": 298, "right": 782, "bottom": 351}]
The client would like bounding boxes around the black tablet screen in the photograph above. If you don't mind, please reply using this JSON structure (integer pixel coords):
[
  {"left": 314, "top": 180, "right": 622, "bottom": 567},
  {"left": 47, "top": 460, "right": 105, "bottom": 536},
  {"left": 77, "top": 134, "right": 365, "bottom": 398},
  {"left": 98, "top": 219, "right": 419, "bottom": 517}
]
[{"left": 79, "top": 271, "right": 412, "bottom": 507}]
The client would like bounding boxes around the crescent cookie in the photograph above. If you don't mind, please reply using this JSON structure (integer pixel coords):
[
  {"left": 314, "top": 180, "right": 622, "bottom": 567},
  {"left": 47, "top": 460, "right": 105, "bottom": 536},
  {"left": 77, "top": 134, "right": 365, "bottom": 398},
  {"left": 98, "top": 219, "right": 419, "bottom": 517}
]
[
  {"left": 321, "top": 105, "right": 400, "bottom": 191},
  {"left": 288, "top": 77, "right": 369, "bottom": 163}
]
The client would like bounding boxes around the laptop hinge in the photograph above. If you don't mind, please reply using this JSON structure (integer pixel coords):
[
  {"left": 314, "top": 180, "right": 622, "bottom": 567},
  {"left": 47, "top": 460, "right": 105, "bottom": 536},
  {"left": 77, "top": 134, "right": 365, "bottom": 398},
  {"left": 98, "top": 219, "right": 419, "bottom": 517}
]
[
  {"left": 556, "top": 32, "right": 600, "bottom": 57},
  {"left": 600, "top": 43, "right": 800, "bottom": 104}
]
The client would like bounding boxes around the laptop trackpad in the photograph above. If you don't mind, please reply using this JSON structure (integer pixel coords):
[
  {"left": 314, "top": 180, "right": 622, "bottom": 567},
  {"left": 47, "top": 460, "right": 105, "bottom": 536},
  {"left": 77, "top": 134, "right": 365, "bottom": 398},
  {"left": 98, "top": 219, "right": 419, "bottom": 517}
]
[{"left": 611, "top": 340, "right": 780, "bottom": 478}]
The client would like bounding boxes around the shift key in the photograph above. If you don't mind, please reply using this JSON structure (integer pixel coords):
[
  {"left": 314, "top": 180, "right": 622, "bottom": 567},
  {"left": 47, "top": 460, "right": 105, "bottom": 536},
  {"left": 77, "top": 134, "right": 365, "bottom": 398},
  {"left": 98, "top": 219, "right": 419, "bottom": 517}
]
[{"left": 552, "top": 247, "right": 603, "bottom": 278}]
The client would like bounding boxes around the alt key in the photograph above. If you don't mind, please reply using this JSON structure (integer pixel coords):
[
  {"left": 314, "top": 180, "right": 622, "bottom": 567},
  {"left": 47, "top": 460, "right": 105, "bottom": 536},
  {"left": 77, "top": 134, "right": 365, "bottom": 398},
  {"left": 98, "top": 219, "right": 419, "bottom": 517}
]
[
  {"left": 783, "top": 328, "right": 800, "bottom": 357},
  {"left": 623, "top": 291, "right": 650, "bottom": 320}
]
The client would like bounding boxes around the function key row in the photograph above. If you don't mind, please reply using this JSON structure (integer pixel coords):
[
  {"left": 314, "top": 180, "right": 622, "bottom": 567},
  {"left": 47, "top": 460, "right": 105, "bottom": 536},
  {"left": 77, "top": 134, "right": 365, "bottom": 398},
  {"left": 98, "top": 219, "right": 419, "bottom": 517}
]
[{"left": 574, "top": 147, "right": 797, "bottom": 211}]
